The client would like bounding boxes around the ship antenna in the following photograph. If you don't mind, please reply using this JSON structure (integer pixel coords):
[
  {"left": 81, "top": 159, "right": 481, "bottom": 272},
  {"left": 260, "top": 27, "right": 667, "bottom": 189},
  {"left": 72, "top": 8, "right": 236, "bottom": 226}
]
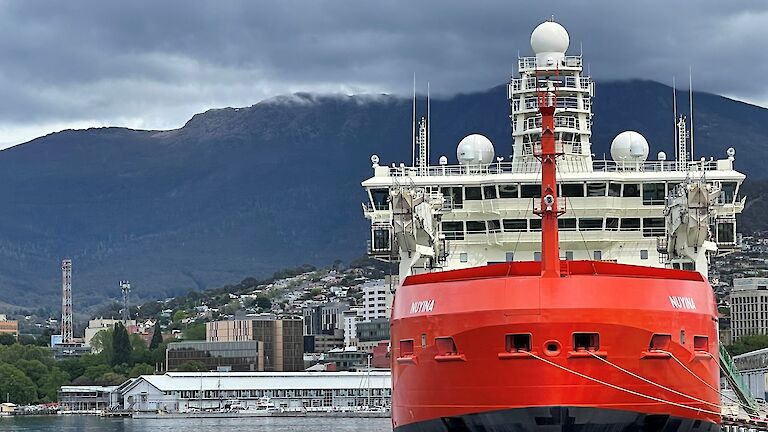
[
  {"left": 427, "top": 81, "right": 431, "bottom": 168},
  {"left": 535, "top": 71, "right": 562, "bottom": 278},
  {"left": 412, "top": 73, "right": 416, "bottom": 167},
  {"left": 689, "top": 66, "right": 694, "bottom": 161},
  {"left": 673, "top": 76, "right": 677, "bottom": 159}
]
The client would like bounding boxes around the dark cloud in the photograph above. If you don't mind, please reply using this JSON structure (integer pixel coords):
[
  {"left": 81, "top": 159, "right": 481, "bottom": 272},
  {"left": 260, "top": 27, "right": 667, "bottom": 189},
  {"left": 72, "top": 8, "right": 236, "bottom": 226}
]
[{"left": 0, "top": 0, "right": 765, "bottom": 146}]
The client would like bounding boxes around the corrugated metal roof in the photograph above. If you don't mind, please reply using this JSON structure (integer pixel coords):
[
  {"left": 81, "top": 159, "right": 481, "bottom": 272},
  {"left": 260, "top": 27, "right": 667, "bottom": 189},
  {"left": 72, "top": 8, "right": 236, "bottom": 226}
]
[{"left": 128, "top": 372, "right": 391, "bottom": 392}]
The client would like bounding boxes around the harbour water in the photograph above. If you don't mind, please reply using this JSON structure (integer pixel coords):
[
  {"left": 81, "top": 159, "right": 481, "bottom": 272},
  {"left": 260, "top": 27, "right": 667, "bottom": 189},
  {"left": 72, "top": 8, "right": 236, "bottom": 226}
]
[{"left": 0, "top": 416, "right": 393, "bottom": 432}]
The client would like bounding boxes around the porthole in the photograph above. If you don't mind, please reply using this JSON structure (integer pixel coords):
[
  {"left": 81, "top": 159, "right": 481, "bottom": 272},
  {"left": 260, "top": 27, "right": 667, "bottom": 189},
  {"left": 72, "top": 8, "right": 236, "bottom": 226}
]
[{"left": 544, "top": 340, "right": 561, "bottom": 357}]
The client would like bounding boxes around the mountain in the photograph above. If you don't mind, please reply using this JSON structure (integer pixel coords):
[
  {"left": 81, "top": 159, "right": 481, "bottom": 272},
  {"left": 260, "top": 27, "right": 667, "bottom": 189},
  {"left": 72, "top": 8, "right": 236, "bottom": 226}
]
[{"left": 0, "top": 80, "right": 766, "bottom": 311}]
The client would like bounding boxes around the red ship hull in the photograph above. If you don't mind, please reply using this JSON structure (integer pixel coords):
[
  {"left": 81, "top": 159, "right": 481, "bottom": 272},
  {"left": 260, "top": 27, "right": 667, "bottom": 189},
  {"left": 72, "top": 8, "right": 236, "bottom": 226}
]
[{"left": 390, "top": 261, "right": 720, "bottom": 431}]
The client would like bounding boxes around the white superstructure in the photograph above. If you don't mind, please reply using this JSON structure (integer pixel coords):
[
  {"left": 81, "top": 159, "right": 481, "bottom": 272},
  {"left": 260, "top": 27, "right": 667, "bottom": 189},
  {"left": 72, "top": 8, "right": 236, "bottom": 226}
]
[{"left": 362, "top": 20, "right": 745, "bottom": 282}]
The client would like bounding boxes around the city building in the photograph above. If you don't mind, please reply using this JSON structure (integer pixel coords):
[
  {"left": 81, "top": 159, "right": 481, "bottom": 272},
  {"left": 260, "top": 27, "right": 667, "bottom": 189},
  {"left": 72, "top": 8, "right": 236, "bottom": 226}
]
[
  {"left": 342, "top": 309, "right": 362, "bottom": 347},
  {"left": 206, "top": 315, "right": 303, "bottom": 371},
  {"left": 117, "top": 371, "right": 391, "bottom": 412},
  {"left": 166, "top": 340, "right": 262, "bottom": 372},
  {"left": 324, "top": 346, "right": 369, "bottom": 371},
  {"left": 84, "top": 318, "right": 137, "bottom": 347},
  {"left": 302, "top": 302, "right": 349, "bottom": 335},
  {"left": 361, "top": 281, "right": 393, "bottom": 321},
  {"left": 356, "top": 318, "right": 390, "bottom": 351},
  {"left": 730, "top": 277, "right": 768, "bottom": 339},
  {"left": 0, "top": 315, "right": 18, "bottom": 338},
  {"left": 304, "top": 330, "right": 345, "bottom": 354},
  {"left": 58, "top": 385, "right": 117, "bottom": 413}
]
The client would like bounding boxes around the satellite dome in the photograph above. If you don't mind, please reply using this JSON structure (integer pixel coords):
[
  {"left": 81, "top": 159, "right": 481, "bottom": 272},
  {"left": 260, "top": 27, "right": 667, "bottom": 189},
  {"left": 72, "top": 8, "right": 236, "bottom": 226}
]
[
  {"left": 610, "top": 131, "right": 649, "bottom": 162},
  {"left": 530, "top": 21, "right": 570, "bottom": 55},
  {"left": 457, "top": 134, "right": 495, "bottom": 166}
]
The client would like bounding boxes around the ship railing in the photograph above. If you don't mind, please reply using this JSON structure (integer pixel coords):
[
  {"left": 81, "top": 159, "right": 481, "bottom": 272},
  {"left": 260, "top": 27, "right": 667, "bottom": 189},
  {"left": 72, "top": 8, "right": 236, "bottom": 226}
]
[
  {"left": 517, "top": 56, "right": 583, "bottom": 71},
  {"left": 385, "top": 159, "right": 723, "bottom": 177}
]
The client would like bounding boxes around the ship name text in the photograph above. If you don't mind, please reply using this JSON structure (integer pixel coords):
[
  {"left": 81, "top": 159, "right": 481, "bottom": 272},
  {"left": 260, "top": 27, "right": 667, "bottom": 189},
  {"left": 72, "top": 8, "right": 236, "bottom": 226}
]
[
  {"left": 410, "top": 299, "right": 435, "bottom": 314},
  {"left": 669, "top": 296, "right": 696, "bottom": 310}
]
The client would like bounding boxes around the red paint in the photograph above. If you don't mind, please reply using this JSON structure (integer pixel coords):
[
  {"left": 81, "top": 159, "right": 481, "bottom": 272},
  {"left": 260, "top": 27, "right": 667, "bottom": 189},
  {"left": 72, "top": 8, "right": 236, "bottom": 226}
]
[{"left": 536, "top": 77, "right": 561, "bottom": 278}]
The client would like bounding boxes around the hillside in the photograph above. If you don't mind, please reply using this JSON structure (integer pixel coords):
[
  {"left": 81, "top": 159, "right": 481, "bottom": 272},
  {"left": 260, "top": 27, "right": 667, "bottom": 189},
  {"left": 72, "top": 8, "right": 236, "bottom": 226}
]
[{"left": 0, "top": 80, "right": 766, "bottom": 311}]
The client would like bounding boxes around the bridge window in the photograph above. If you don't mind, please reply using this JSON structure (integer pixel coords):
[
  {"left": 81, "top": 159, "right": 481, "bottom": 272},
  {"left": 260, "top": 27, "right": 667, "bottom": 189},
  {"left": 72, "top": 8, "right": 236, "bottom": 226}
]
[
  {"left": 623, "top": 183, "right": 640, "bottom": 198},
  {"left": 608, "top": 182, "right": 622, "bottom": 197},
  {"left": 717, "top": 221, "right": 735, "bottom": 244},
  {"left": 579, "top": 218, "right": 603, "bottom": 231},
  {"left": 520, "top": 184, "right": 540, "bottom": 198},
  {"left": 370, "top": 188, "right": 389, "bottom": 210},
  {"left": 721, "top": 182, "right": 737, "bottom": 204},
  {"left": 558, "top": 218, "right": 576, "bottom": 230},
  {"left": 642, "top": 218, "right": 665, "bottom": 237},
  {"left": 441, "top": 221, "right": 464, "bottom": 240},
  {"left": 498, "top": 184, "right": 519, "bottom": 198},
  {"left": 586, "top": 183, "right": 607, "bottom": 197},
  {"left": 441, "top": 187, "right": 463, "bottom": 206},
  {"left": 573, "top": 333, "right": 599, "bottom": 351},
  {"left": 529, "top": 219, "right": 542, "bottom": 231},
  {"left": 488, "top": 220, "right": 501, "bottom": 233},
  {"left": 506, "top": 334, "right": 531, "bottom": 352},
  {"left": 606, "top": 218, "right": 619, "bottom": 231},
  {"left": 483, "top": 185, "right": 497, "bottom": 199},
  {"left": 466, "top": 221, "right": 487, "bottom": 233},
  {"left": 465, "top": 187, "right": 482, "bottom": 200},
  {"left": 642, "top": 183, "right": 666, "bottom": 205},
  {"left": 372, "top": 229, "right": 390, "bottom": 251},
  {"left": 503, "top": 219, "right": 527, "bottom": 232},
  {"left": 561, "top": 183, "right": 585, "bottom": 197},
  {"left": 620, "top": 218, "right": 641, "bottom": 231}
]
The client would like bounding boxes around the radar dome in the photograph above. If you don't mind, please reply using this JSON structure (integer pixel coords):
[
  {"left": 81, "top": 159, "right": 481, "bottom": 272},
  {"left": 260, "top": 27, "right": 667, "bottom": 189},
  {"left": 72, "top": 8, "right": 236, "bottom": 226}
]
[
  {"left": 530, "top": 21, "right": 569, "bottom": 55},
  {"left": 610, "top": 131, "right": 649, "bottom": 162},
  {"left": 457, "top": 134, "right": 495, "bottom": 166}
]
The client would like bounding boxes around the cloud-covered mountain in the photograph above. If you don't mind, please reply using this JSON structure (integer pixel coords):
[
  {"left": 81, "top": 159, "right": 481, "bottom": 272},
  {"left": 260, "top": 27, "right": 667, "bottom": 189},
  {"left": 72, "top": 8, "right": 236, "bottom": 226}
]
[{"left": 0, "top": 80, "right": 765, "bottom": 311}]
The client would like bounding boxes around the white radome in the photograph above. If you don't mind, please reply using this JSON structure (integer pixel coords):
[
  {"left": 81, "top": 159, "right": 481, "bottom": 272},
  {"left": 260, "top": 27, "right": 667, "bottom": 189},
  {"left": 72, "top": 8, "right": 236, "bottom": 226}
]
[
  {"left": 530, "top": 21, "right": 570, "bottom": 54},
  {"left": 457, "top": 134, "right": 495, "bottom": 166},
  {"left": 610, "top": 131, "right": 650, "bottom": 162}
]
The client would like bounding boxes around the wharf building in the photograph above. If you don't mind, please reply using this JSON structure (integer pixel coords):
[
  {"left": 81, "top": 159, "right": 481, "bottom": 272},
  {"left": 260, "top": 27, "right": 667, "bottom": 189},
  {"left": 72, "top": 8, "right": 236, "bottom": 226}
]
[
  {"left": 166, "top": 340, "right": 262, "bottom": 372},
  {"left": 205, "top": 315, "right": 303, "bottom": 372},
  {"left": 58, "top": 385, "right": 117, "bottom": 413},
  {"left": 0, "top": 314, "right": 18, "bottom": 338},
  {"left": 730, "top": 277, "right": 768, "bottom": 340},
  {"left": 117, "top": 371, "right": 391, "bottom": 412}
]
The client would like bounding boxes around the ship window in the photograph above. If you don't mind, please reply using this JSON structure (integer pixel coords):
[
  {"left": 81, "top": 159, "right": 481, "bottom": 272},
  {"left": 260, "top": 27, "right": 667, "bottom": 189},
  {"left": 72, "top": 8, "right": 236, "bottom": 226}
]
[
  {"left": 642, "top": 218, "right": 665, "bottom": 237},
  {"left": 520, "top": 184, "right": 540, "bottom": 198},
  {"left": 503, "top": 219, "right": 527, "bottom": 232},
  {"left": 558, "top": 218, "right": 576, "bottom": 230},
  {"left": 606, "top": 218, "right": 619, "bottom": 231},
  {"left": 498, "top": 184, "right": 519, "bottom": 198},
  {"left": 441, "top": 222, "right": 464, "bottom": 240},
  {"left": 717, "top": 221, "right": 735, "bottom": 244},
  {"left": 721, "top": 182, "right": 737, "bottom": 204},
  {"left": 623, "top": 183, "right": 640, "bottom": 198},
  {"left": 620, "top": 218, "right": 640, "bottom": 231},
  {"left": 488, "top": 220, "right": 501, "bottom": 233},
  {"left": 372, "top": 229, "right": 390, "bottom": 251},
  {"left": 441, "top": 187, "right": 463, "bottom": 206},
  {"left": 465, "top": 187, "right": 482, "bottom": 200},
  {"left": 608, "top": 183, "right": 622, "bottom": 197},
  {"left": 505, "top": 252, "right": 514, "bottom": 262},
  {"left": 693, "top": 336, "right": 708, "bottom": 352},
  {"left": 399, "top": 339, "right": 414, "bottom": 356},
  {"left": 579, "top": 218, "right": 603, "bottom": 230},
  {"left": 483, "top": 185, "right": 497, "bottom": 199},
  {"left": 435, "top": 337, "right": 458, "bottom": 355},
  {"left": 459, "top": 253, "right": 468, "bottom": 263},
  {"left": 506, "top": 334, "right": 531, "bottom": 352},
  {"left": 466, "top": 221, "right": 487, "bottom": 233},
  {"left": 640, "top": 250, "right": 649, "bottom": 260},
  {"left": 593, "top": 250, "right": 602, "bottom": 260},
  {"left": 370, "top": 188, "right": 389, "bottom": 210},
  {"left": 649, "top": 334, "right": 671, "bottom": 351},
  {"left": 529, "top": 219, "right": 542, "bottom": 231},
  {"left": 561, "top": 183, "right": 585, "bottom": 197},
  {"left": 573, "top": 333, "right": 599, "bottom": 351},
  {"left": 642, "top": 183, "right": 666, "bottom": 205},
  {"left": 422, "top": 334, "right": 427, "bottom": 348},
  {"left": 565, "top": 251, "right": 574, "bottom": 260},
  {"left": 679, "top": 330, "right": 685, "bottom": 345},
  {"left": 533, "top": 252, "right": 542, "bottom": 261},
  {"left": 586, "top": 183, "right": 607, "bottom": 197}
]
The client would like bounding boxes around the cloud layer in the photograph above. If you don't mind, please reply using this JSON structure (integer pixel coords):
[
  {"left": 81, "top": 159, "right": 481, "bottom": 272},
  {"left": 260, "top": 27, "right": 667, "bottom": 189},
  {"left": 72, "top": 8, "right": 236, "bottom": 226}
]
[{"left": 0, "top": 1, "right": 765, "bottom": 147}]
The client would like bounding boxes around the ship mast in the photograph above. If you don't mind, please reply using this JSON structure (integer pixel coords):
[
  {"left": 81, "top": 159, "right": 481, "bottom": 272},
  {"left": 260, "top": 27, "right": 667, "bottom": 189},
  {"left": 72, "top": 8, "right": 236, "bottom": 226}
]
[{"left": 536, "top": 77, "right": 562, "bottom": 278}]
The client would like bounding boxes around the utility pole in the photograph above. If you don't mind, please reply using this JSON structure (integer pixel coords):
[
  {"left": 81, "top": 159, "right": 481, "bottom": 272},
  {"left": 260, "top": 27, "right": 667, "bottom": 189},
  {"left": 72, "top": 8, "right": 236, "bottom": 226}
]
[
  {"left": 61, "top": 260, "right": 73, "bottom": 343},
  {"left": 120, "top": 281, "right": 131, "bottom": 323}
]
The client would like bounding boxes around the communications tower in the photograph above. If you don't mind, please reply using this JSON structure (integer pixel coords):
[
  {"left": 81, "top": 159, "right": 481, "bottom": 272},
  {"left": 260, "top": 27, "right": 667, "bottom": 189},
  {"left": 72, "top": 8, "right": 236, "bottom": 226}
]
[
  {"left": 61, "top": 259, "right": 73, "bottom": 343},
  {"left": 120, "top": 280, "right": 131, "bottom": 322}
]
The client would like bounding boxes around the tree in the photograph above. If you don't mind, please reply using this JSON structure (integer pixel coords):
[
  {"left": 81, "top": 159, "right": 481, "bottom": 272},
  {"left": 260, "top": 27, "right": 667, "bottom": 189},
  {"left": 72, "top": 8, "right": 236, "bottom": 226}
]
[
  {"left": 183, "top": 323, "right": 206, "bottom": 340},
  {"left": 0, "top": 364, "right": 36, "bottom": 404},
  {"left": 0, "top": 333, "right": 16, "bottom": 345},
  {"left": 111, "top": 322, "right": 132, "bottom": 366},
  {"left": 37, "top": 367, "right": 69, "bottom": 402},
  {"left": 172, "top": 310, "right": 187, "bottom": 323},
  {"left": 726, "top": 334, "right": 768, "bottom": 356},
  {"left": 149, "top": 323, "right": 163, "bottom": 350},
  {"left": 128, "top": 363, "right": 154, "bottom": 378},
  {"left": 176, "top": 361, "right": 206, "bottom": 372},
  {"left": 95, "top": 372, "right": 126, "bottom": 386}
]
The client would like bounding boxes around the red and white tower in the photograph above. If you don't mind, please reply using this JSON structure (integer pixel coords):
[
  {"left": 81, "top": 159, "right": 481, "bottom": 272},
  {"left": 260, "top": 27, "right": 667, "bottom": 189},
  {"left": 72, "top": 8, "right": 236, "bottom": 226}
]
[{"left": 61, "top": 259, "right": 73, "bottom": 343}]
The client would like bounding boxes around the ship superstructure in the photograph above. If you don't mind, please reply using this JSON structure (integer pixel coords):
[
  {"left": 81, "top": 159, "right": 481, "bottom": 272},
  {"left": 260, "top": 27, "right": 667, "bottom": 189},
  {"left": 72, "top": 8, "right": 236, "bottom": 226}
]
[{"left": 362, "top": 21, "right": 745, "bottom": 283}]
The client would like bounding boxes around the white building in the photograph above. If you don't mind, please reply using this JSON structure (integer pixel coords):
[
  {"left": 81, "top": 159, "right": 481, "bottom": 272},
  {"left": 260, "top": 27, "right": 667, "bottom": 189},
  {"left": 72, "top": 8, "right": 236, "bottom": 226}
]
[
  {"left": 84, "top": 318, "right": 137, "bottom": 348},
  {"left": 362, "top": 281, "right": 392, "bottom": 322},
  {"left": 118, "top": 372, "right": 391, "bottom": 412},
  {"left": 342, "top": 308, "right": 362, "bottom": 347},
  {"left": 730, "top": 278, "right": 768, "bottom": 340}
]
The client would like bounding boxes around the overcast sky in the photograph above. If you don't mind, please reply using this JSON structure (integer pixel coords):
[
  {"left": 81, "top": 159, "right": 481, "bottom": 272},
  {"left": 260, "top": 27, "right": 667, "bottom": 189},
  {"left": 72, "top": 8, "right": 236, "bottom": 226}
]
[{"left": 0, "top": 1, "right": 766, "bottom": 148}]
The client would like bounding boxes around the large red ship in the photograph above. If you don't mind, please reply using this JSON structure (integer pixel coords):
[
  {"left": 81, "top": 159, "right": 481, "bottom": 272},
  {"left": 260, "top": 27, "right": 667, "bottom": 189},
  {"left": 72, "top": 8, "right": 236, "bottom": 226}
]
[{"left": 387, "top": 26, "right": 723, "bottom": 432}]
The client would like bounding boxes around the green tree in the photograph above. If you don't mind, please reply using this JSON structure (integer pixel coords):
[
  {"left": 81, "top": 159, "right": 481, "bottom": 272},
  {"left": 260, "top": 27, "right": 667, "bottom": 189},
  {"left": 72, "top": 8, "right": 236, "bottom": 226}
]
[
  {"left": 95, "top": 371, "right": 126, "bottom": 386},
  {"left": 13, "top": 359, "right": 48, "bottom": 387},
  {"left": 183, "top": 323, "right": 206, "bottom": 340},
  {"left": 128, "top": 363, "right": 154, "bottom": 378},
  {"left": 726, "top": 334, "right": 768, "bottom": 356},
  {"left": 0, "top": 333, "right": 15, "bottom": 345},
  {"left": 112, "top": 322, "right": 132, "bottom": 366},
  {"left": 176, "top": 360, "right": 206, "bottom": 372},
  {"left": 0, "top": 364, "right": 36, "bottom": 404},
  {"left": 84, "top": 364, "right": 112, "bottom": 381},
  {"left": 172, "top": 310, "right": 187, "bottom": 323},
  {"left": 149, "top": 323, "right": 163, "bottom": 350},
  {"left": 37, "top": 367, "right": 69, "bottom": 402}
]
